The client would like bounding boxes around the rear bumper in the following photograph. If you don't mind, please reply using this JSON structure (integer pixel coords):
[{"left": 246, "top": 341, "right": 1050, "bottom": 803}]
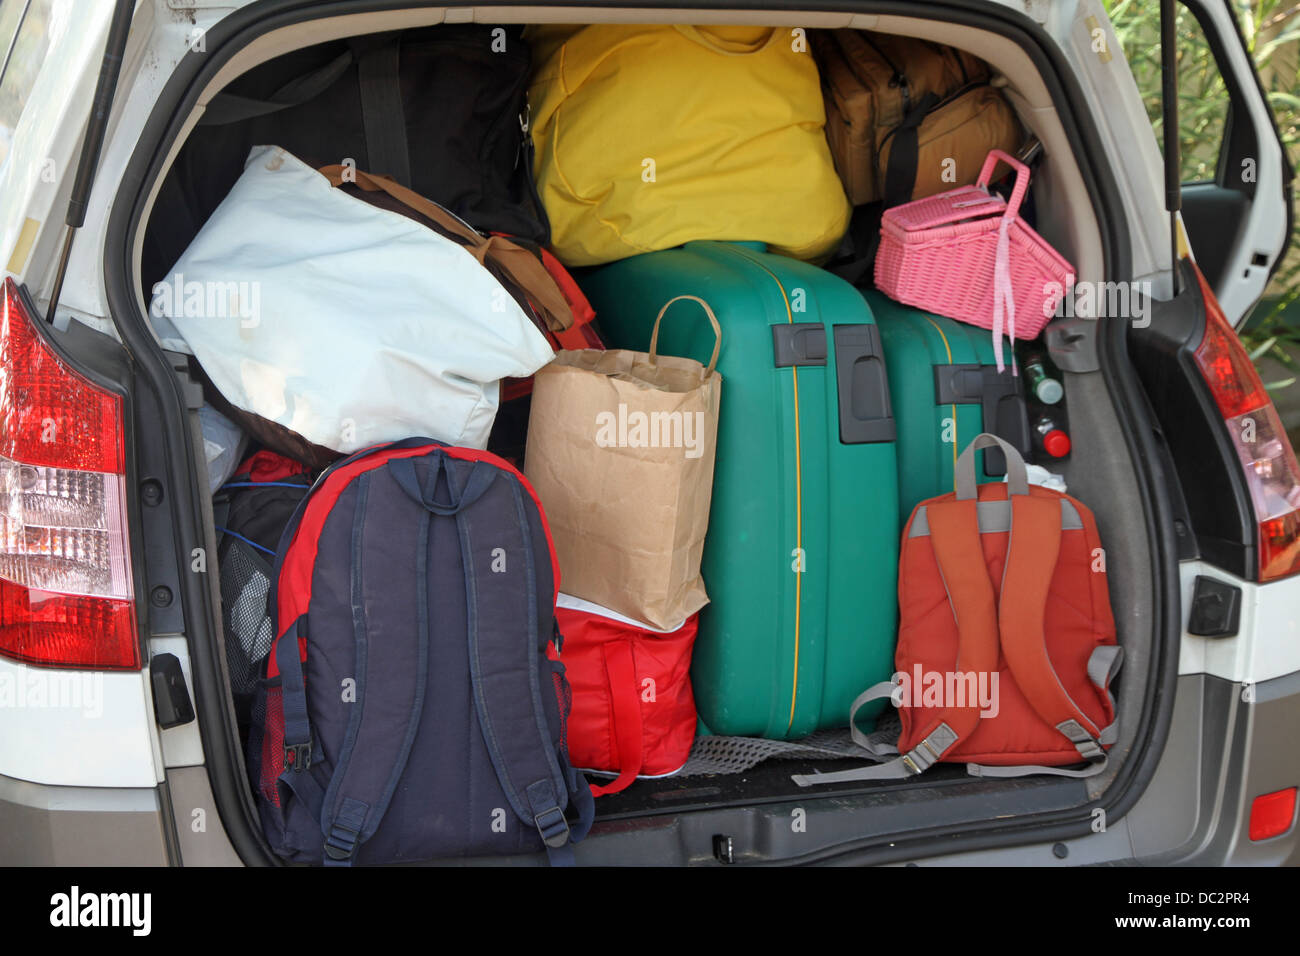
[
  {"left": 0, "top": 772, "right": 170, "bottom": 866},
  {"left": 895, "top": 670, "right": 1300, "bottom": 866},
  {"left": 1134, "top": 669, "right": 1300, "bottom": 865}
]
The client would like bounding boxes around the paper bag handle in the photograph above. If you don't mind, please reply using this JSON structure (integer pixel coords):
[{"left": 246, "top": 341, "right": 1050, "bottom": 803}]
[{"left": 648, "top": 295, "right": 722, "bottom": 378}]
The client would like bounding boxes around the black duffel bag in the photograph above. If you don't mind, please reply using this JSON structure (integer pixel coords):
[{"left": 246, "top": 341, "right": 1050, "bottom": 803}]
[{"left": 145, "top": 24, "right": 547, "bottom": 285}]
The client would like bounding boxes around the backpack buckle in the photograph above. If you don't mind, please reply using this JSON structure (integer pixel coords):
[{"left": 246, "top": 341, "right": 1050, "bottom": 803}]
[
  {"left": 901, "top": 723, "right": 958, "bottom": 775},
  {"left": 324, "top": 823, "right": 361, "bottom": 864},
  {"left": 534, "top": 806, "right": 571, "bottom": 849},
  {"left": 1056, "top": 720, "right": 1105, "bottom": 764},
  {"left": 284, "top": 740, "right": 312, "bottom": 772},
  {"left": 1077, "top": 739, "right": 1106, "bottom": 764}
]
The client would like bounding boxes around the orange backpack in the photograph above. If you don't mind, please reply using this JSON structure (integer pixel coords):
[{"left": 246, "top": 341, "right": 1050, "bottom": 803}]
[{"left": 795, "top": 435, "right": 1121, "bottom": 785}]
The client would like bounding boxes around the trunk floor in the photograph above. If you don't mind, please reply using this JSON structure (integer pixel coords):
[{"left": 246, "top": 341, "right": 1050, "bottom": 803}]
[{"left": 586, "top": 755, "right": 980, "bottom": 818}]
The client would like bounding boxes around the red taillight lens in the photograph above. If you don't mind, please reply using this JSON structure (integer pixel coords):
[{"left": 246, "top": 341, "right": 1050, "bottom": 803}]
[
  {"left": 1248, "top": 787, "right": 1297, "bottom": 842},
  {"left": 0, "top": 279, "right": 137, "bottom": 669},
  {"left": 1190, "top": 266, "right": 1300, "bottom": 582},
  {"left": 0, "top": 282, "right": 123, "bottom": 473},
  {"left": 0, "top": 582, "right": 138, "bottom": 669}
]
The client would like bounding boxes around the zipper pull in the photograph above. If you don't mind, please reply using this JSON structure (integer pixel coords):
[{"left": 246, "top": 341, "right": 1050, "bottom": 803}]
[
  {"left": 897, "top": 75, "right": 911, "bottom": 113},
  {"left": 515, "top": 100, "right": 532, "bottom": 171}
]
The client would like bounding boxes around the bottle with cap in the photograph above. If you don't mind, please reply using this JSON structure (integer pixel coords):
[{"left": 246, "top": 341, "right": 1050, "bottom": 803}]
[
  {"left": 1023, "top": 356, "right": 1064, "bottom": 405},
  {"left": 1034, "top": 413, "right": 1071, "bottom": 459}
]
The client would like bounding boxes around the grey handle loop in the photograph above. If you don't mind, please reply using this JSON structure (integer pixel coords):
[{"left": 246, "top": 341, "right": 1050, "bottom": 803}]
[
  {"left": 955, "top": 433, "right": 1028, "bottom": 499},
  {"left": 648, "top": 295, "right": 722, "bottom": 378}
]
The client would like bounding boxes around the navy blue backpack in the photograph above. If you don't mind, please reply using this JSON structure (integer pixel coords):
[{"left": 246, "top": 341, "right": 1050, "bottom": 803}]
[{"left": 248, "top": 439, "right": 594, "bottom": 865}]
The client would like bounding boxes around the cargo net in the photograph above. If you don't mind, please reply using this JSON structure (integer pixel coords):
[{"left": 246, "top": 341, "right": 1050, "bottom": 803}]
[
  {"left": 219, "top": 540, "right": 276, "bottom": 717},
  {"left": 677, "top": 712, "right": 901, "bottom": 777}
]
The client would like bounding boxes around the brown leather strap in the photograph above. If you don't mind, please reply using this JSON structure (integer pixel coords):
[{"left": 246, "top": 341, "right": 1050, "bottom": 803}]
[{"left": 317, "top": 164, "right": 572, "bottom": 332}]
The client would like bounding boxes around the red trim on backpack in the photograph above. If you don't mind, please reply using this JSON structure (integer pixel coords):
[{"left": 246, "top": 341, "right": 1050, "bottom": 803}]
[{"left": 269, "top": 443, "right": 560, "bottom": 676}]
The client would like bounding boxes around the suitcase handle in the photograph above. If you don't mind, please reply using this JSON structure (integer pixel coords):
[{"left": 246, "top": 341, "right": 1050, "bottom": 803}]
[
  {"left": 649, "top": 295, "right": 722, "bottom": 377},
  {"left": 975, "top": 149, "right": 1030, "bottom": 220}
]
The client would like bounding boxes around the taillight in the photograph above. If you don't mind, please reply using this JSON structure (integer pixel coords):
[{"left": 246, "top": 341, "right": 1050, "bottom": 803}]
[
  {"left": 1190, "top": 265, "right": 1300, "bottom": 582},
  {"left": 0, "top": 278, "right": 138, "bottom": 669}
]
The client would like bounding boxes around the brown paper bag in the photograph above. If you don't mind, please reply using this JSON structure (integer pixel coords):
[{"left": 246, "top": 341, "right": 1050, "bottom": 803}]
[{"left": 525, "top": 296, "right": 722, "bottom": 630}]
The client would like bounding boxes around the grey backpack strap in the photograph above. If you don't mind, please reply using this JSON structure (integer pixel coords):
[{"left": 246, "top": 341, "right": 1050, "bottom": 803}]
[
  {"left": 792, "top": 756, "right": 919, "bottom": 786},
  {"left": 966, "top": 758, "right": 1109, "bottom": 779},
  {"left": 849, "top": 680, "right": 902, "bottom": 756}
]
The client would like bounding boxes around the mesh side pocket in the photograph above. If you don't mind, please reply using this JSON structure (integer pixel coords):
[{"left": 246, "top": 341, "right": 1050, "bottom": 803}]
[
  {"left": 550, "top": 658, "right": 572, "bottom": 764},
  {"left": 247, "top": 677, "right": 285, "bottom": 808},
  {"left": 219, "top": 541, "right": 275, "bottom": 725}
]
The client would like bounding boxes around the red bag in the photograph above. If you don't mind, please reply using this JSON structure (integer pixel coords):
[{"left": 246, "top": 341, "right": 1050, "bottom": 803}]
[
  {"left": 795, "top": 434, "right": 1120, "bottom": 787},
  {"left": 553, "top": 595, "right": 699, "bottom": 796}
]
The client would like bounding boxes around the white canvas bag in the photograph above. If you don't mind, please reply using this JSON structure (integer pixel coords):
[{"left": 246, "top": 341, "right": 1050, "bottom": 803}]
[{"left": 150, "top": 145, "right": 554, "bottom": 453}]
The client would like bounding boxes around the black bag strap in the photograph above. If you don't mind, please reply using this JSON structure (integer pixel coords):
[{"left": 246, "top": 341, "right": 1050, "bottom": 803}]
[
  {"left": 828, "top": 202, "right": 885, "bottom": 286},
  {"left": 198, "top": 49, "right": 355, "bottom": 126},
  {"left": 881, "top": 90, "right": 941, "bottom": 209},
  {"left": 830, "top": 90, "right": 941, "bottom": 288},
  {"left": 352, "top": 35, "right": 412, "bottom": 187}
]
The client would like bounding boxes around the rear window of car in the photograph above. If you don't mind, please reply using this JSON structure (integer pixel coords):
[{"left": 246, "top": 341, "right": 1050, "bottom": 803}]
[{"left": 0, "top": 0, "right": 55, "bottom": 172}]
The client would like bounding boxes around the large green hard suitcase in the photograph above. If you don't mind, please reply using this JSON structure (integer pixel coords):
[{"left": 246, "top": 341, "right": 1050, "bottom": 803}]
[
  {"left": 581, "top": 241, "right": 899, "bottom": 739},
  {"left": 862, "top": 289, "right": 1031, "bottom": 524}
]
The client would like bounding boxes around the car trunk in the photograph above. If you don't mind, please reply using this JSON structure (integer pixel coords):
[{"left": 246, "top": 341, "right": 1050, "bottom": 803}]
[{"left": 123, "top": 4, "right": 1170, "bottom": 865}]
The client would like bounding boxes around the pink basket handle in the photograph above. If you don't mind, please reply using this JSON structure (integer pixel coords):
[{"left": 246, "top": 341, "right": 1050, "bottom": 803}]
[{"left": 976, "top": 149, "right": 1030, "bottom": 219}]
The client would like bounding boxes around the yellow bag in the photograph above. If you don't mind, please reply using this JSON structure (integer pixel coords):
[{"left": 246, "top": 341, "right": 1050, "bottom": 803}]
[{"left": 527, "top": 24, "right": 851, "bottom": 267}]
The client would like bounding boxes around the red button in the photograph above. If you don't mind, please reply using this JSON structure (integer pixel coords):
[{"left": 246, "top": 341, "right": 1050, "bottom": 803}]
[{"left": 1043, "top": 429, "right": 1071, "bottom": 458}]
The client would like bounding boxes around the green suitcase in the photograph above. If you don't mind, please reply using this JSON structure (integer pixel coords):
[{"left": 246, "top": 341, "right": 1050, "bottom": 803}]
[
  {"left": 581, "top": 241, "right": 899, "bottom": 739},
  {"left": 863, "top": 289, "right": 1031, "bottom": 524}
]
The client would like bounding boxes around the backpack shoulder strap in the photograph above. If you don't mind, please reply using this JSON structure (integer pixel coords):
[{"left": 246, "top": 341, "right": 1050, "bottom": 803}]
[
  {"left": 275, "top": 467, "right": 435, "bottom": 866},
  {"left": 997, "top": 491, "right": 1107, "bottom": 763},
  {"left": 435, "top": 454, "right": 592, "bottom": 864}
]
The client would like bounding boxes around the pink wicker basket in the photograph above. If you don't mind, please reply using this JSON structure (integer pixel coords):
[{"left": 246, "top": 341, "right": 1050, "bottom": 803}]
[{"left": 873, "top": 150, "right": 1074, "bottom": 367}]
